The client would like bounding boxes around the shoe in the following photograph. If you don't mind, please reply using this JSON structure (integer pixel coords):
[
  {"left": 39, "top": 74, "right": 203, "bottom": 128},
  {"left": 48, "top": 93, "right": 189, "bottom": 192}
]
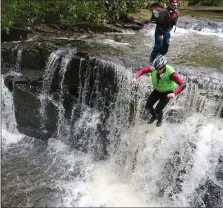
[
  {"left": 156, "top": 118, "right": 163, "bottom": 127},
  {"left": 148, "top": 115, "right": 156, "bottom": 124}
]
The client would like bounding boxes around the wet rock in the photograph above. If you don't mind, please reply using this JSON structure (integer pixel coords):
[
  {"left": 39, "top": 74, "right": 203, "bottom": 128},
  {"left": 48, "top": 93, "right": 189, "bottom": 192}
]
[
  {"left": 219, "top": 107, "right": 223, "bottom": 118},
  {"left": 47, "top": 24, "right": 61, "bottom": 30},
  {"left": 14, "top": 83, "right": 41, "bottom": 135},
  {"left": 193, "top": 25, "right": 202, "bottom": 31},
  {"left": 122, "top": 24, "right": 144, "bottom": 30},
  {"left": 1, "top": 47, "right": 18, "bottom": 69},
  {"left": 194, "top": 163, "right": 223, "bottom": 207},
  {"left": 13, "top": 83, "right": 58, "bottom": 140},
  {"left": 20, "top": 69, "right": 44, "bottom": 83},
  {"left": 4, "top": 74, "right": 27, "bottom": 92},
  {"left": 1, "top": 67, "right": 13, "bottom": 75},
  {"left": 75, "top": 22, "right": 122, "bottom": 33},
  {"left": 216, "top": 155, "right": 223, "bottom": 182},
  {"left": 2, "top": 27, "right": 30, "bottom": 42},
  {"left": 76, "top": 51, "right": 89, "bottom": 57},
  {"left": 2, "top": 41, "right": 54, "bottom": 73},
  {"left": 133, "top": 20, "right": 144, "bottom": 27},
  {"left": 132, "top": 9, "right": 152, "bottom": 24},
  {"left": 21, "top": 48, "right": 47, "bottom": 70},
  {"left": 70, "top": 26, "right": 82, "bottom": 33},
  {"left": 166, "top": 107, "right": 185, "bottom": 123},
  {"left": 93, "top": 122, "right": 109, "bottom": 160},
  {"left": 62, "top": 92, "right": 77, "bottom": 120},
  {"left": 203, "top": 179, "right": 223, "bottom": 207},
  {"left": 64, "top": 55, "right": 118, "bottom": 112},
  {"left": 64, "top": 56, "right": 84, "bottom": 97},
  {"left": 35, "top": 24, "right": 59, "bottom": 34},
  {"left": 18, "top": 126, "right": 52, "bottom": 140},
  {"left": 114, "top": 23, "right": 122, "bottom": 28}
]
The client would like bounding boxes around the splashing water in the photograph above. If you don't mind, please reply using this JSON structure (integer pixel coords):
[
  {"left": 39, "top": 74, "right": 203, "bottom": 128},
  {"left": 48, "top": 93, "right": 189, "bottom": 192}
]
[
  {"left": 1, "top": 75, "right": 24, "bottom": 146},
  {"left": 2, "top": 19, "right": 223, "bottom": 207}
]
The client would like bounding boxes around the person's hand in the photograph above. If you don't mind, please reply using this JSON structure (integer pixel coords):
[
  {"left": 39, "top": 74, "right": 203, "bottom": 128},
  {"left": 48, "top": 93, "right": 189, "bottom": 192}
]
[
  {"left": 167, "top": 93, "right": 175, "bottom": 99},
  {"left": 159, "top": 35, "right": 164, "bottom": 42},
  {"left": 131, "top": 78, "right": 137, "bottom": 85}
]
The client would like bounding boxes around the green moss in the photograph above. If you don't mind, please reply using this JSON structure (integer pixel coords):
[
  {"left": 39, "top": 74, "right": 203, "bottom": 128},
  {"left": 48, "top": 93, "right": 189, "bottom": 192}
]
[{"left": 132, "top": 9, "right": 152, "bottom": 23}]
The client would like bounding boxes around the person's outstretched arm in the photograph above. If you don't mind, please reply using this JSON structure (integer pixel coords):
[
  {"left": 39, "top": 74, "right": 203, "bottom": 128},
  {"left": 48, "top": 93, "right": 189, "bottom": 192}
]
[
  {"left": 131, "top": 67, "right": 153, "bottom": 84},
  {"left": 136, "top": 67, "right": 153, "bottom": 79},
  {"left": 170, "top": 73, "right": 186, "bottom": 95}
]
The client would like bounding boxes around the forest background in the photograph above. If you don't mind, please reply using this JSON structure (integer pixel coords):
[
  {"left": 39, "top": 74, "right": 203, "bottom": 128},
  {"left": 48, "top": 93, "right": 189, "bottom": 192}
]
[{"left": 2, "top": 0, "right": 223, "bottom": 32}]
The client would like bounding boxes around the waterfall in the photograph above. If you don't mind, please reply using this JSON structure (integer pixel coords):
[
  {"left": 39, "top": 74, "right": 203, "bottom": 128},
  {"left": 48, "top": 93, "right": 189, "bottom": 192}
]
[
  {"left": 39, "top": 49, "right": 63, "bottom": 131},
  {"left": 2, "top": 11, "right": 223, "bottom": 207},
  {"left": 2, "top": 45, "right": 222, "bottom": 207},
  {"left": 2, "top": 76, "right": 17, "bottom": 132},
  {"left": 15, "top": 48, "right": 23, "bottom": 72},
  {"left": 57, "top": 49, "right": 76, "bottom": 137},
  {"left": 1, "top": 75, "right": 24, "bottom": 146},
  {"left": 64, "top": 58, "right": 222, "bottom": 206},
  {"left": 69, "top": 58, "right": 118, "bottom": 156}
]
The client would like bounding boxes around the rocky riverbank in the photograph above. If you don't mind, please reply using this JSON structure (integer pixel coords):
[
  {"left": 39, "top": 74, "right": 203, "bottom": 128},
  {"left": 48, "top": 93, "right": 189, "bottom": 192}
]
[{"left": 2, "top": 7, "right": 223, "bottom": 42}]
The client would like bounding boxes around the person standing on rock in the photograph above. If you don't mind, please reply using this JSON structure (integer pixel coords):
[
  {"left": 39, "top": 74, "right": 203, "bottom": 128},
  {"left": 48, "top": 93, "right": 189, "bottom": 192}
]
[
  {"left": 131, "top": 55, "right": 185, "bottom": 127},
  {"left": 150, "top": 0, "right": 179, "bottom": 62}
]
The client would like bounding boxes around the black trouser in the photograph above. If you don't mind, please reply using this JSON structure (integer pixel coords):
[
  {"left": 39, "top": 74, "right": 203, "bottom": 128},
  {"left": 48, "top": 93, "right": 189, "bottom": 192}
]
[{"left": 145, "top": 89, "right": 172, "bottom": 119}]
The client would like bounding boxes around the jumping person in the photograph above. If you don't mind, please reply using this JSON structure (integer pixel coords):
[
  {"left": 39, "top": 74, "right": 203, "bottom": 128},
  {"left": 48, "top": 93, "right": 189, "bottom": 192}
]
[
  {"left": 150, "top": 0, "right": 179, "bottom": 62},
  {"left": 131, "top": 55, "right": 185, "bottom": 127}
]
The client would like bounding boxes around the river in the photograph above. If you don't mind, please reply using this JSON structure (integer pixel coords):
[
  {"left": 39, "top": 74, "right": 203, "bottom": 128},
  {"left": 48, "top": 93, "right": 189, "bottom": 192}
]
[{"left": 1, "top": 16, "right": 223, "bottom": 207}]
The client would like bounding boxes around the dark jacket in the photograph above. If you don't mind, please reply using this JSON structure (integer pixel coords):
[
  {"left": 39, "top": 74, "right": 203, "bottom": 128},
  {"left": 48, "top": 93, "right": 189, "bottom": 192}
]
[{"left": 151, "top": 7, "right": 178, "bottom": 29}]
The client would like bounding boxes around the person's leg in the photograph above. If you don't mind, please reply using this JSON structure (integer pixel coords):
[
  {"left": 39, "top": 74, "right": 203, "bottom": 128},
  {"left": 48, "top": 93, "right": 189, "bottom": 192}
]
[
  {"left": 154, "top": 92, "right": 171, "bottom": 126},
  {"left": 145, "top": 90, "right": 160, "bottom": 123},
  {"left": 150, "top": 28, "right": 163, "bottom": 62},
  {"left": 160, "top": 29, "right": 171, "bottom": 56}
]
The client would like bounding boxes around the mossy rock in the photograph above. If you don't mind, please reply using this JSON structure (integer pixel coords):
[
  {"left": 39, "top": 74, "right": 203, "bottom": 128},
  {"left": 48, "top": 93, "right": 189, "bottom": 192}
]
[{"left": 132, "top": 9, "right": 153, "bottom": 24}]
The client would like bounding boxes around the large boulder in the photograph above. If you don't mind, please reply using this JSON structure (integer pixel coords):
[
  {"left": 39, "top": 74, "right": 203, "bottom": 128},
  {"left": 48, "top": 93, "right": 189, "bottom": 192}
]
[
  {"left": 4, "top": 74, "right": 27, "bottom": 92},
  {"left": 64, "top": 55, "right": 118, "bottom": 112},
  {"left": 132, "top": 9, "right": 153, "bottom": 24},
  {"left": 13, "top": 81, "right": 58, "bottom": 140},
  {"left": 21, "top": 48, "right": 46, "bottom": 70},
  {"left": 1, "top": 41, "right": 55, "bottom": 70},
  {"left": 2, "top": 42, "right": 120, "bottom": 148}
]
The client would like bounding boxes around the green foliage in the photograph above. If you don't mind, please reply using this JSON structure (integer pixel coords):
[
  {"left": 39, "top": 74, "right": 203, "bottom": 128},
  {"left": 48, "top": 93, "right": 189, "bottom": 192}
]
[
  {"left": 2, "top": 0, "right": 151, "bottom": 31},
  {"left": 127, "top": 13, "right": 133, "bottom": 20},
  {"left": 2, "top": 0, "right": 222, "bottom": 32},
  {"left": 2, "top": 0, "right": 19, "bottom": 31}
]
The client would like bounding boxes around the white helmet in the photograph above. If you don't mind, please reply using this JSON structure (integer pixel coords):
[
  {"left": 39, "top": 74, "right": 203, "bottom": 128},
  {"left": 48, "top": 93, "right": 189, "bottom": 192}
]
[{"left": 153, "top": 55, "right": 167, "bottom": 70}]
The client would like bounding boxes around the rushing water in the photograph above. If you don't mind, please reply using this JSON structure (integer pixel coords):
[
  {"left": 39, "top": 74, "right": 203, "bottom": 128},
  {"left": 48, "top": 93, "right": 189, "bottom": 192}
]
[{"left": 2, "top": 17, "right": 223, "bottom": 207}]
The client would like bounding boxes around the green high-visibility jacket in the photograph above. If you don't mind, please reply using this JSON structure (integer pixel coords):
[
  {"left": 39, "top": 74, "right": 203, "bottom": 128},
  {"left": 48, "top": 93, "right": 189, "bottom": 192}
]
[{"left": 151, "top": 65, "right": 177, "bottom": 92}]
